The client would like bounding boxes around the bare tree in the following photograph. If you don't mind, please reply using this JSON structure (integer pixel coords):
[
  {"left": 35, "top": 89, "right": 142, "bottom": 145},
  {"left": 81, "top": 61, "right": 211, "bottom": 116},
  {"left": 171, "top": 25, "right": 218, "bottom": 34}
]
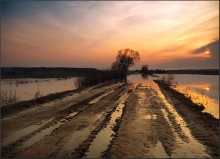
[
  {"left": 111, "top": 48, "right": 140, "bottom": 83},
  {"left": 141, "top": 65, "right": 148, "bottom": 73},
  {"left": 161, "top": 74, "right": 175, "bottom": 86}
]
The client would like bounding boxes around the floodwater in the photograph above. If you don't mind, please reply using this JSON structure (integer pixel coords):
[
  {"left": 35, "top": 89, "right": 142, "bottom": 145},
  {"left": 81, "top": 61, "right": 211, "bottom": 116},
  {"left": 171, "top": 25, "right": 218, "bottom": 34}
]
[
  {"left": 89, "top": 90, "right": 114, "bottom": 105},
  {"left": 160, "top": 74, "right": 219, "bottom": 118},
  {"left": 0, "top": 78, "right": 77, "bottom": 106},
  {"left": 128, "top": 74, "right": 219, "bottom": 119}
]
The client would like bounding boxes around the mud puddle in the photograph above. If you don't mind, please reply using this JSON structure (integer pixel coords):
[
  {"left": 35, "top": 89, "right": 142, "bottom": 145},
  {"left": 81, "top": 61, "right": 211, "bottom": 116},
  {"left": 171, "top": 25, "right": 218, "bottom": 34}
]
[
  {"left": 139, "top": 90, "right": 157, "bottom": 120},
  {"left": 89, "top": 90, "right": 114, "bottom": 105},
  {"left": 156, "top": 89, "right": 210, "bottom": 158},
  {"left": 17, "top": 112, "right": 79, "bottom": 150},
  {"left": 57, "top": 113, "right": 104, "bottom": 157},
  {"left": 61, "top": 127, "right": 91, "bottom": 156},
  {"left": 8, "top": 87, "right": 118, "bottom": 149},
  {"left": 1, "top": 118, "right": 53, "bottom": 147},
  {"left": 138, "top": 87, "right": 169, "bottom": 158},
  {"left": 3, "top": 88, "right": 118, "bottom": 151},
  {"left": 84, "top": 84, "right": 138, "bottom": 158},
  {"left": 128, "top": 75, "right": 212, "bottom": 158}
]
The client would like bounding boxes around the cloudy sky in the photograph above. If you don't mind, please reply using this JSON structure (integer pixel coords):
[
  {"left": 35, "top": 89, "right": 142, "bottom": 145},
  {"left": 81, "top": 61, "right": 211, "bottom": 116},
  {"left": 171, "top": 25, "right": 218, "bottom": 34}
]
[{"left": 1, "top": 1, "right": 219, "bottom": 69}]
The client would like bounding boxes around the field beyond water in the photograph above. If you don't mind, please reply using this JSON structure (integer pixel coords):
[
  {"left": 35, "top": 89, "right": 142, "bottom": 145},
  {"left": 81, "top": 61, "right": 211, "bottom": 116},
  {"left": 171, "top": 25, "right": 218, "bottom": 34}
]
[{"left": 1, "top": 74, "right": 219, "bottom": 158}]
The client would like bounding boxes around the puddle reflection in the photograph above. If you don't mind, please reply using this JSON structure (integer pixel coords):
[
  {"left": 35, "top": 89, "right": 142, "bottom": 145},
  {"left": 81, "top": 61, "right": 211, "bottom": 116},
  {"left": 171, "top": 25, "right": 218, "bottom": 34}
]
[
  {"left": 1, "top": 78, "right": 77, "bottom": 106},
  {"left": 128, "top": 74, "right": 219, "bottom": 119},
  {"left": 128, "top": 74, "right": 211, "bottom": 158},
  {"left": 16, "top": 112, "right": 78, "bottom": 149},
  {"left": 84, "top": 85, "right": 138, "bottom": 158},
  {"left": 1, "top": 118, "right": 53, "bottom": 147}
]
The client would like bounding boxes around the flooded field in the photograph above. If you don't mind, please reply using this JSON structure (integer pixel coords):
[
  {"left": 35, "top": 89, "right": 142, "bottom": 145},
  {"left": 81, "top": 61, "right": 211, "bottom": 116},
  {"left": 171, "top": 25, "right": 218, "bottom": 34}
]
[
  {"left": 0, "top": 78, "right": 77, "bottom": 106},
  {"left": 157, "top": 74, "right": 219, "bottom": 118},
  {"left": 173, "top": 75, "right": 219, "bottom": 118}
]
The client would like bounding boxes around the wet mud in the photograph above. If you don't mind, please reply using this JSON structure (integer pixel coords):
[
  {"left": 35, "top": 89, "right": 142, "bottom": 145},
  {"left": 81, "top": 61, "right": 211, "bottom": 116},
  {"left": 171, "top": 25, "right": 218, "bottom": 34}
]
[
  {"left": 154, "top": 80, "right": 219, "bottom": 158},
  {"left": 1, "top": 82, "right": 125, "bottom": 157},
  {"left": 1, "top": 79, "right": 219, "bottom": 158}
]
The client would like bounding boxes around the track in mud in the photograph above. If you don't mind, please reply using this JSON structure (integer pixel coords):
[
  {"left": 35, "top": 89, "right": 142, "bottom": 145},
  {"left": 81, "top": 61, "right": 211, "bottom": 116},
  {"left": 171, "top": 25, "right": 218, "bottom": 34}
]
[
  {"left": 1, "top": 78, "right": 218, "bottom": 158},
  {"left": 104, "top": 85, "right": 211, "bottom": 158},
  {"left": 1, "top": 82, "right": 127, "bottom": 157}
]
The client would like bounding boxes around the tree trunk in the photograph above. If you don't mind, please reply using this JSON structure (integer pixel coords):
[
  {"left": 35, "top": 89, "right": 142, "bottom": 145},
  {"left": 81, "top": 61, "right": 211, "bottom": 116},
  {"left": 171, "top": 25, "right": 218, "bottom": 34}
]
[{"left": 124, "top": 69, "right": 128, "bottom": 83}]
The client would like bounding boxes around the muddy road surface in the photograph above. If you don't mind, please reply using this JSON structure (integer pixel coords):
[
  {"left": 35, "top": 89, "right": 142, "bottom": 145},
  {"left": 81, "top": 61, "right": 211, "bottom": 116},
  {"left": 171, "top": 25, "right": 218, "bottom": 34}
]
[{"left": 1, "top": 79, "right": 219, "bottom": 158}]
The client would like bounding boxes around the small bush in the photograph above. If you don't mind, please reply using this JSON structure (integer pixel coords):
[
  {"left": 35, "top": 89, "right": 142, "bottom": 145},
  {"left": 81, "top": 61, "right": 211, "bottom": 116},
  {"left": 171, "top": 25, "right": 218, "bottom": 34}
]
[
  {"left": 161, "top": 74, "right": 176, "bottom": 86},
  {"left": 75, "top": 70, "right": 121, "bottom": 88}
]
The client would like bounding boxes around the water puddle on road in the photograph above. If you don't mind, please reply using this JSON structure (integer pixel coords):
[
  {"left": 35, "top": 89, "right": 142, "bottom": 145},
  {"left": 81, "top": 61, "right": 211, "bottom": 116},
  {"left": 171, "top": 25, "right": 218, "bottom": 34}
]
[
  {"left": 1, "top": 118, "right": 53, "bottom": 147},
  {"left": 89, "top": 90, "right": 114, "bottom": 105},
  {"left": 14, "top": 88, "right": 114, "bottom": 150},
  {"left": 17, "top": 112, "right": 79, "bottom": 150},
  {"left": 128, "top": 75, "right": 211, "bottom": 158},
  {"left": 84, "top": 84, "right": 138, "bottom": 158},
  {"left": 151, "top": 79, "right": 210, "bottom": 157},
  {"left": 159, "top": 93, "right": 211, "bottom": 158},
  {"left": 58, "top": 113, "right": 104, "bottom": 157},
  {"left": 62, "top": 127, "right": 91, "bottom": 152},
  {"left": 139, "top": 75, "right": 209, "bottom": 158}
]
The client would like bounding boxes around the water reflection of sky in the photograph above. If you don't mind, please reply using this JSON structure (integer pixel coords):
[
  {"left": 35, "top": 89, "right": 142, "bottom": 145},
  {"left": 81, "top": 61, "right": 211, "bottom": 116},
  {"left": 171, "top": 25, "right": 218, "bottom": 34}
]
[
  {"left": 1, "top": 78, "right": 77, "bottom": 106},
  {"left": 172, "top": 74, "right": 219, "bottom": 101},
  {"left": 171, "top": 75, "right": 219, "bottom": 118},
  {"left": 128, "top": 74, "right": 219, "bottom": 119}
]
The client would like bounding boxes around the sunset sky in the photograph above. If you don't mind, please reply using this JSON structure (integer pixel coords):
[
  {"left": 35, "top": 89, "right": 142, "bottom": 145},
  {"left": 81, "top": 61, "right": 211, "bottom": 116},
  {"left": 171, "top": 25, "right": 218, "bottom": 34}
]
[{"left": 1, "top": 1, "right": 219, "bottom": 69}]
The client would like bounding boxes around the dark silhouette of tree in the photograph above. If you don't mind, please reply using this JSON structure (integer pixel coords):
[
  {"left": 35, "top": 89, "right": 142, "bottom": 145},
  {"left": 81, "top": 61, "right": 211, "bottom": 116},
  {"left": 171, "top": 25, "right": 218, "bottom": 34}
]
[
  {"left": 141, "top": 65, "right": 148, "bottom": 73},
  {"left": 111, "top": 48, "right": 140, "bottom": 83}
]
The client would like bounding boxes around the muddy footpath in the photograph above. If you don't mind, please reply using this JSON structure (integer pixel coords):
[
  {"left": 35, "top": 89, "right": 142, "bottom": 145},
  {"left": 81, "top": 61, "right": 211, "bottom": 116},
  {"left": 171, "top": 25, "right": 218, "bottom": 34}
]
[{"left": 1, "top": 80, "right": 219, "bottom": 158}]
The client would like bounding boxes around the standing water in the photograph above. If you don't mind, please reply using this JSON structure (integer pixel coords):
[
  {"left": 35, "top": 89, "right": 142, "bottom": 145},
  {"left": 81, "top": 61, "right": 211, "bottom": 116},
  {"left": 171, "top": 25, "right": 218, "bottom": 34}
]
[
  {"left": 84, "top": 84, "right": 138, "bottom": 158},
  {"left": 157, "top": 74, "right": 219, "bottom": 118},
  {"left": 0, "top": 78, "right": 77, "bottom": 106}
]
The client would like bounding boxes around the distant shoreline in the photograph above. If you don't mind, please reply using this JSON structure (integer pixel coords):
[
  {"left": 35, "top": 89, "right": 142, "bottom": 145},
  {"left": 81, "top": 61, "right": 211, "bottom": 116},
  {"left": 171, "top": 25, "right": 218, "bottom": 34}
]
[
  {"left": 1, "top": 67, "right": 97, "bottom": 79},
  {"left": 151, "top": 69, "right": 219, "bottom": 75},
  {"left": 0, "top": 67, "right": 219, "bottom": 79}
]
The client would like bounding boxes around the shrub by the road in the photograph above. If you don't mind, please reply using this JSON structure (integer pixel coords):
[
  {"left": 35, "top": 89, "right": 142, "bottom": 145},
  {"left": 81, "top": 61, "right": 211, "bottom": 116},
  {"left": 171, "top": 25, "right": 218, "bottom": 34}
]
[{"left": 75, "top": 70, "right": 121, "bottom": 88}]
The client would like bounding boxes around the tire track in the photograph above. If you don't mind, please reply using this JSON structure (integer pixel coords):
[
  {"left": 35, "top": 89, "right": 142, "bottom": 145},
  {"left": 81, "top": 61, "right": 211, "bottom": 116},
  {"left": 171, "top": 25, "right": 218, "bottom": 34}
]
[{"left": 1, "top": 83, "right": 124, "bottom": 157}]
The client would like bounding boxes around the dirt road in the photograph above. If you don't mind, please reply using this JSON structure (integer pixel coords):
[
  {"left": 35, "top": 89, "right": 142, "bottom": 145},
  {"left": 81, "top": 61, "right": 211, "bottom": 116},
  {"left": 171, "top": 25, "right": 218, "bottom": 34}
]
[{"left": 1, "top": 80, "right": 219, "bottom": 158}]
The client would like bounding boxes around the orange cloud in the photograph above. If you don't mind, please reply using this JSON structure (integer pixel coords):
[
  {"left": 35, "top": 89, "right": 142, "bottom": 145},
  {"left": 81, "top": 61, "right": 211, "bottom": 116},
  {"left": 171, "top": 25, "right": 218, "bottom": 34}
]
[{"left": 1, "top": 1, "right": 219, "bottom": 69}]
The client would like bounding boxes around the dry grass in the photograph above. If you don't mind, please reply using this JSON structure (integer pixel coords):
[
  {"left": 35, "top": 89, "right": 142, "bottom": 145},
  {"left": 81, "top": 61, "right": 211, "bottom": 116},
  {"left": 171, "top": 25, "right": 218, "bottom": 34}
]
[{"left": 75, "top": 70, "right": 121, "bottom": 88}]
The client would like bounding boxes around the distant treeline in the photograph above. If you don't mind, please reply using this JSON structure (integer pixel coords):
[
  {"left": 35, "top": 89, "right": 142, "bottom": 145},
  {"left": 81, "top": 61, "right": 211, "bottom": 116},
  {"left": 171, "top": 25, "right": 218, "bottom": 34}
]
[
  {"left": 151, "top": 69, "right": 219, "bottom": 75},
  {"left": 1, "top": 67, "right": 98, "bottom": 79}
]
